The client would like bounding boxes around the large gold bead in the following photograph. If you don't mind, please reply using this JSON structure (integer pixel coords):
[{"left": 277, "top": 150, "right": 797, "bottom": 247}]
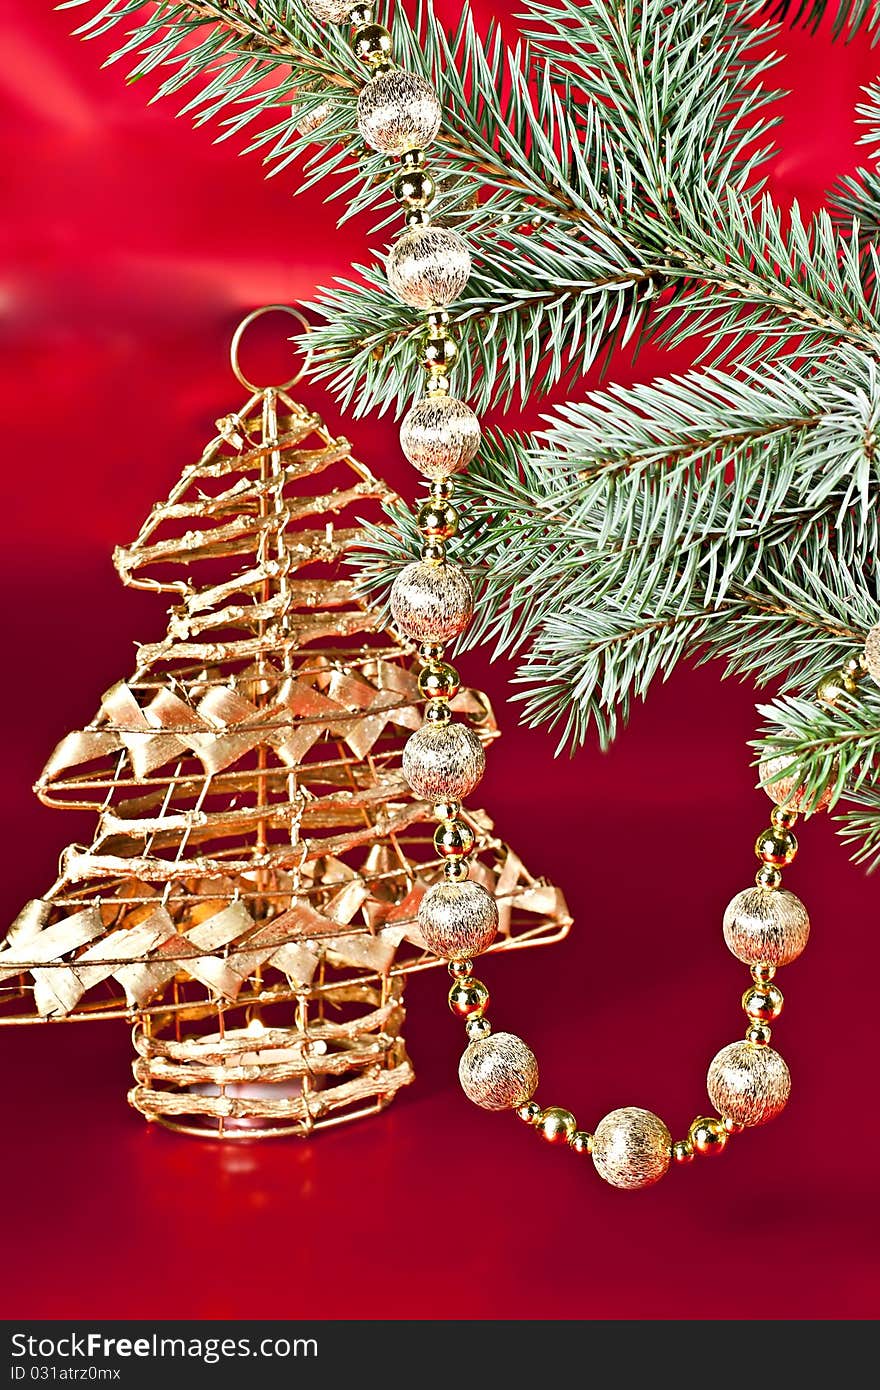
[
  {"left": 707, "top": 1041, "right": 791, "bottom": 1127},
  {"left": 755, "top": 828, "right": 798, "bottom": 866},
  {"left": 418, "top": 878, "right": 498, "bottom": 960},
  {"left": 390, "top": 559, "right": 474, "bottom": 643},
  {"left": 458, "top": 1032, "right": 539, "bottom": 1111},
  {"left": 402, "top": 721, "right": 485, "bottom": 802},
  {"left": 723, "top": 886, "right": 810, "bottom": 968},
  {"left": 434, "top": 818, "right": 476, "bottom": 859},
  {"left": 448, "top": 976, "right": 489, "bottom": 1018},
  {"left": 742, "top": 983, "right": 784, "bottom": 1021},
  {"left": 688, "top": 1115, "right": 728, "bottom": 1157},
  {"left": 591, "top": 1107, "right": 672, "bottom": 1191},
  {"left": 537, "top": 1107, "right": 577, "bottom": 1146}
]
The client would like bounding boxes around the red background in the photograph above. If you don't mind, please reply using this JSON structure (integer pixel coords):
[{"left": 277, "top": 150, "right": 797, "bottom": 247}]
[{"left": 1, "top": 2, "right": 878, "bottom": 1320}]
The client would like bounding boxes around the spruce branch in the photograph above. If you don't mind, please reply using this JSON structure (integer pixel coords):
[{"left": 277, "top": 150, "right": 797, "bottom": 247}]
[{"left": 764, "top": 0, "right": 880, "bottom": 42}]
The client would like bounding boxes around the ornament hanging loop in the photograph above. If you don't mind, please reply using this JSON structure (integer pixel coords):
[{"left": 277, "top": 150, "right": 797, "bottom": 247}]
[{"left": 230, "top": 303, "right": 313, "bottom": 393}]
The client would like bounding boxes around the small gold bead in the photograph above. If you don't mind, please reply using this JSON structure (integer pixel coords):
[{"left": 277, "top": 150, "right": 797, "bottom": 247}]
[
  {"left": 434, "top": 818, "right": 476, "bottom": 859},
  {"left": 688, "top": 1116, "right": 728, "bottom": 1157},
  {"left": 742, "top": 983, "right": 784, "bottom": 1021},
  {"left": 672, "top": 1139, "right": 695, "bottom": 1165},
  {"left": 770, "top": 804, "right": 799, "bottom": 831},
  {"left": 745, "top": 1021, "right": 773, "bottom": 1046},
  {"left": 426, "top": 372, "right": 451, "bottom": 395},
  {"left": 448, "top": 959, "right": 473, "bottom": 978},
  {"left": 421, "top": 539, "right": 446, "bottom": 563},
  {"left": 400, "top": 148, "right": 424, "bottom": 170},
  {"left": 465, "top": 1014, "right": 492, "bottom": 1041},
  {"left": 423, "top": 697, "right": 452, "bottom": 723},
  {"left": 570, "top": 1130, "right": 594, "bottom": 1155},
  {"left": 405, "top": 208, "right": 431, "bottom": 228},
  {"left": 755, "top": 864, "right": 783, "bottom": 890},
  {"left": 444, "top": 859, "right": 470, "bottom": 881},
  {"left": 723, "top": 1117, "right": 744, "bottom": 1134},
  {"left": 841, "top": 652, "right": 865, "bottom": 679},
  {"left": 751, "top": 962, "right": 776, "bottom": 984},
  {"left": 537, "top": 1107, "right": 577, "bottom": 1146},
  {"left": 429, "top": 476, "right": 454, "bottom": 501},
  {"left": 349, "top": 4, "right": 373, "bottom": 24},
  {"left": 417, "top": 499, "right": 458, "bottom": 539},
  {"left": 418, "top": 661, "right": 460, "bottom": 700},
  {"left": 433, "top": 799, "right": 461, "bottom": 821},
  {"left": 755, "top": 827, "right": 798, "bottom": 866},
  {"left": 448, "top": 977, "right": 489, "bottom": 1018},
  {"left": 516, "top": 1101, "right": 542, "bottom": 1125}
]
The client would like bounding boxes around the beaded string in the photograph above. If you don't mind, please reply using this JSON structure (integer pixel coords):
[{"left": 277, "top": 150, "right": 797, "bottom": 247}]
[{"left": 298, "top": 0, "right": 851, "bottom": 1189}]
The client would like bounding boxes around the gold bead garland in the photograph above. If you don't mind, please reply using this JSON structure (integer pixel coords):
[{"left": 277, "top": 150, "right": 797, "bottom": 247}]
[{"left": 301, "top": 0, "right": 841, "bottom": 1189}]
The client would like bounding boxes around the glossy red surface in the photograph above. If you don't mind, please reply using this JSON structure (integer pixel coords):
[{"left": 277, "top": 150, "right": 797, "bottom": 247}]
[{"left": 1, "top": 3, "right": 878, "bottom": 1319}]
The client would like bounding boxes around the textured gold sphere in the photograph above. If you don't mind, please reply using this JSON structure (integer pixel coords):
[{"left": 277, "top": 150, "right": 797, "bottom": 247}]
[
  {"left": 538, "top": 1107, "right": 577, "bottom": 1146},
  {"left": 390, "top": 559, "right": 474, "bottom": 643},
  {"left": 865, "top": 624, "right": 880, "bottom": 687},
  {"left": 759, "top": 754, "right": 835, "bottom": 813},
  {"left": 688, "top": 1116, "right": 728, "bottom": 1157},
  {"left": 386, "top": 225, "right": 472, "bottom": 310},
  {"left": 755, "top": 828, "right": 798, "bottom": 866},
  {"left": 301, "top": 0, "right": 353, "bottom": 19},
  {"left": 400, "top": 394, "right": 481, "bottom": 478},
  {"left": 356, "top": 70, "right": 442, "bottom": 156},
  {"left": 419, "top": 878, "right": 498, "bottom": 960},
  {"left": 571, "top": 1130, "right": 594, "bottom": 1155},
  {"left": 517, "top": 1101, "right": 542, "bottom": 1125},
  {"left": 707, "top": 1041, "right": 791, "bottom": 1127},
  {"left": 458, "top": 1032, "right": 539, "bottom": 1111},
  {"left": 402, "top": 720, "right": 485, "bottom": 802},
  {"left": 672, "top": 1139, "right": 695, "bottom": 1165},
  {"left": 723, "top": 886, "right": 810, "bottom": 967},
  {"left": 742, "top": 983, "right": 784, "bottom": 1021},
  {"left": 591, "top": 1108, "right": 672, "bottom": 1191},
  {"left": 448, "top": 976, "right": 489, "bottom": 1018}
]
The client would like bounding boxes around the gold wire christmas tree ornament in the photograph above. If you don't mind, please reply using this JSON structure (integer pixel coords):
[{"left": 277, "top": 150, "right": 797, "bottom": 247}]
[
  {"left": 301, "top": 3, "right": 848, "bottom": 1188},
  {"left": 0, "top": 304, "right": 571, "bottom": 1140}
]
